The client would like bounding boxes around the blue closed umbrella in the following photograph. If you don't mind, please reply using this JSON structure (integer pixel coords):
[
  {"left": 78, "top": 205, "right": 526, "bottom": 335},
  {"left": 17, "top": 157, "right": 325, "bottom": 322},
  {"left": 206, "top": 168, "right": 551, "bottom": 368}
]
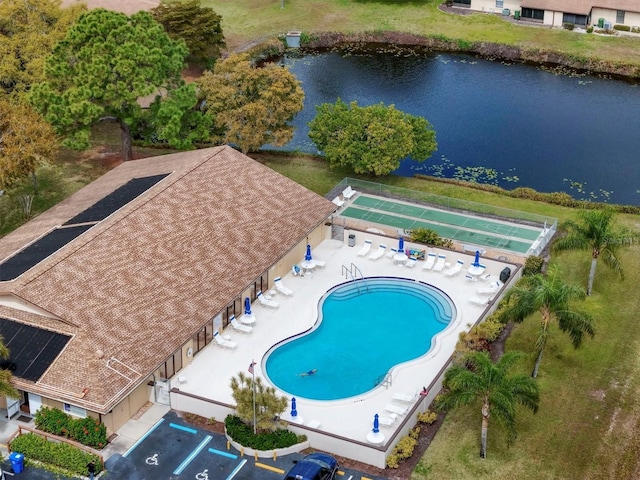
[
  {"left": 398, "top": 237, "right": 404, "bottom": 254},
  {"left": 305, "top": 244, "right": 312, "bottom": 262},
  {"left": 474, "top": 250, "right": 481, "bottom": 267},
  {"left": 373, "top": 414, "right": 380, "bottom": 434},
  {"left": 244, "top": 297, "right": 252, "bottom": 315},
  {"left": 291, "top": 397, "right": 298, "bottom": 417}
]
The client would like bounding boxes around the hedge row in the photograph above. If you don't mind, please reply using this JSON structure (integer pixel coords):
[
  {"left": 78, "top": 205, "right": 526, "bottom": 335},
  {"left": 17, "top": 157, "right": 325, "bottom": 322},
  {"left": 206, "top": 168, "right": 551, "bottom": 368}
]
[
  {"left": 34, "top": 407, "right": 107, "bottom": 449},
  {"left": 10, "top": 433, "right": 101, "bottom": 476}
]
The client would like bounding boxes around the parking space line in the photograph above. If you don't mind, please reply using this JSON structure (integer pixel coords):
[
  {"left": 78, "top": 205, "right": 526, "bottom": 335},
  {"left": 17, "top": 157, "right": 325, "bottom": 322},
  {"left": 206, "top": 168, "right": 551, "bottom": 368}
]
[
  {"left": 173, "top": 435, "right": 212, "bottom": 475},
  {"left": 169, "top": 422, "right": 197, "bottom": 434},
  {"left": 255, "top": 462, "right": 285, "bottom": 474},
  {"left": 226, "top": 458, "right": 247, "bottom": 480},
  {"left": 122, "top": 418, "right": 165, "bottom": 458},
  {"left": 208, "top": 447, "right": 238, "bottom": 459}
]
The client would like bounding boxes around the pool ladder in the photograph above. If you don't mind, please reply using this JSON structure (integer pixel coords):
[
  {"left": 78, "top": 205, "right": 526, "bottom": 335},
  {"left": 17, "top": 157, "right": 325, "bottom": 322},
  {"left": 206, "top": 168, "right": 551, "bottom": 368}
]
[
  {"left": 341, "top": 263, "right": 368, "bottom": 293},
  {"left": 374, "top": 372, "right": 392, "bottom": 389}
]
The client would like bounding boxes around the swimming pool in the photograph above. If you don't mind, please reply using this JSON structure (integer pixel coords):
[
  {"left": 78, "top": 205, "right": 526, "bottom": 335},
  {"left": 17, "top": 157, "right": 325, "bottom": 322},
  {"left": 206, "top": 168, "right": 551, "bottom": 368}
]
[{"left": 264, "top": 277, "right": 456, "bottom": 401}]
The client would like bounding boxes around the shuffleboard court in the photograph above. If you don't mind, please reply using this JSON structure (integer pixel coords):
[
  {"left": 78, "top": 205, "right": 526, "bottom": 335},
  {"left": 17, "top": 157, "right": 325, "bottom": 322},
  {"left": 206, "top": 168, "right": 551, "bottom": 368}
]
[
  {"left": 353, "top": 195, "right": 540, "bottom": 241},
  {"left": 341, "top": 194, "right": 544, "bottom": 254}
]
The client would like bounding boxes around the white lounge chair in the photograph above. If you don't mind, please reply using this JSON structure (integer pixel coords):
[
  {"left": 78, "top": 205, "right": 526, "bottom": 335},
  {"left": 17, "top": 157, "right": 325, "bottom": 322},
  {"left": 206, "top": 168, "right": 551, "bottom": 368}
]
[
  {"left": 470, "top": 296, "right": 489, "bottom": 306},
  {"left": 257, "top": 291, "right": 279, "bottom": 308},
  {"left": 433, "top": 255, "right": 446, "bottom": 272},
  {"left": 477, "top": 281, "right": 503, "bottom": 295},
  {"left": 342, "top": 185, "right": 357, "bottom": 200},
  {"left": 230, "top": 315, "right": 253, "bottom": 333},
  {"left": 357, "top": 240, "right": 372, "bottom": 257},
  {"left": 369, "top": 244, "right": 386, "bottom": 261},
  {"left": 213, "top": 331, "right": 237, "bottom": 349},
  {"left": 386, "top": 247, "right": 398, "bottom": 259},
  {"left": 423, "top": 253, "right": 436, "bottom": 270},
  {"left": 444, "top": 260, "right": 464, "bottom": 277},
  {"left": 314, "top": 259, "right": 326, "bottom": 268},
  {"left": 274, "top": 277, "right": 293, "bottom": 296},
  {"left": 392, "top": 392, "right": 416, "bottom": 403},
  {"left": 385, "top": 404, "right": 409, "bottom": 416},
  {"left": 405, "top": 258, "right": 417, "bottom": 268},
  {"left": 378, "top": 413, "right": 398, "bottom": 426},
  {"left": 332, "top": 196, "right": 344, "bottom": 208}
]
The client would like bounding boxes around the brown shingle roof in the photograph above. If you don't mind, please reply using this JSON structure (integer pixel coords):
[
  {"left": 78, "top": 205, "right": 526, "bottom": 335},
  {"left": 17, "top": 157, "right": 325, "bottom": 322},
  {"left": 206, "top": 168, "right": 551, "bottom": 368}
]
[
  {"left": 1, "top": 146, "right": 335, "bottom": 413},
  {"left": 520, "top": 0, "right": 640, "bottom": 15}
]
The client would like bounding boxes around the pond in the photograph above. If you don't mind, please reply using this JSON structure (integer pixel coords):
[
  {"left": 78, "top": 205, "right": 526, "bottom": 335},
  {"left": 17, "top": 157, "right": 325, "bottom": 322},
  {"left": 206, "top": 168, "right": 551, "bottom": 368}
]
[{"left": 279, "top": 51, "right": 640, "bottom": 206}]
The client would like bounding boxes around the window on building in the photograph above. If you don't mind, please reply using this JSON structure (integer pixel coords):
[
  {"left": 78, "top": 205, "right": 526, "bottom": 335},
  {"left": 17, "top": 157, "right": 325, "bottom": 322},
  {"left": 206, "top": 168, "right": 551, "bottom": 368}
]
[
  {"left": 521, "top": 8, "right": 544, "bottom": 20},
  {"left": 63, "top": 403, "right": 87, "bottom": 418},
  {"left": 496, "top": 0, "right": 503, "bottom": 8},
  {"left": 452, "top": 0, "right": 471, "bottom": 7},
  {"left": 616, "top": 10, "right": 625, "bottom": 24},
  {"left": 563, "top": 13, "right": 588, "bottom": 25},
  {"left": 159, "top": 349, "right": 183, "bottom": 380}
]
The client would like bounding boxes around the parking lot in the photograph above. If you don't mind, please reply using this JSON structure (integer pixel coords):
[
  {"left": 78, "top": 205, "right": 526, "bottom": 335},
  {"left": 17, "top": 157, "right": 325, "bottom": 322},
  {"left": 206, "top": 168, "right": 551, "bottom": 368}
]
[{"left": 106, "top": 411, "right": 389, "bottom": 480}]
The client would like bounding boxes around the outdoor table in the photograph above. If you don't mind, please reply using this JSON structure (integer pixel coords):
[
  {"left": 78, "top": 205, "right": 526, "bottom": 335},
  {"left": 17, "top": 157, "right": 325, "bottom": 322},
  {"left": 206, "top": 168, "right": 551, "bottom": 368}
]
[
  {"left": 468, "top": 265, "right": 485, "bottom": 278},
  {"left": 393, "top": 253, "right": 408, "bottom": 265},
  {"left": 301, "top": 260, "right": 316, "bottom": 272}
]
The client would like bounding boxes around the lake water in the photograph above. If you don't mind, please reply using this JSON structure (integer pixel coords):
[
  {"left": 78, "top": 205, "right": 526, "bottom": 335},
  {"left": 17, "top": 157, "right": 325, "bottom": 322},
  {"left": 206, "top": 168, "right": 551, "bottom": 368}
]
[{"left": 280, "top": 51, "right": 640, "bottom": 206}]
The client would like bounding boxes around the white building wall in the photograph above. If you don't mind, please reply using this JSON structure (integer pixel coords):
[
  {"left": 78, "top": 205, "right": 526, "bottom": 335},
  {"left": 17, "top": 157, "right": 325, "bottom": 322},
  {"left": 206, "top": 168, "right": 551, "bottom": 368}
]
[
  {"left": 592, "top": 8, "right": 640, "bottom": 27},
  {"left": 472, "top": 0, "right": 522, "bottom": 15}
]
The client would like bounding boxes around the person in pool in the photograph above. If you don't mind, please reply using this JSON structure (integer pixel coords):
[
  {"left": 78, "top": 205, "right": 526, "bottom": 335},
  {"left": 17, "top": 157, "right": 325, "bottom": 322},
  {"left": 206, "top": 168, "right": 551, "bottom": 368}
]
[{"left": 299, "top": 369, "right": 317, "bottom": 377}]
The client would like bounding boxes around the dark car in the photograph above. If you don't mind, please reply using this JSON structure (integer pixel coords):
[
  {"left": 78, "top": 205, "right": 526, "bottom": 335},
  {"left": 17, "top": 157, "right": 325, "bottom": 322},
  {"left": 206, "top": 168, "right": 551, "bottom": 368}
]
[{"left": 283, "top": 452, "right": 339, "bottom": 480}]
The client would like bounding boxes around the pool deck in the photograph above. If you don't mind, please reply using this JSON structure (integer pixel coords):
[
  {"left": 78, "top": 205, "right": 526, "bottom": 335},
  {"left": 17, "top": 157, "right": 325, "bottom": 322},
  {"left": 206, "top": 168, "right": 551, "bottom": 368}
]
[{"left": 172, "top": 234, "right": 517, "bottom": 444}]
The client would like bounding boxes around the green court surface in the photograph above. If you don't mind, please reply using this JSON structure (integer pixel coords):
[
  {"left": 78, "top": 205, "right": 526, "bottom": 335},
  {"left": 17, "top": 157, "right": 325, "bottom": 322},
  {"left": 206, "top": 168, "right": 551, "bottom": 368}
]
[{"left": 343, "top": 195, "right": 541, "bottom": 254}]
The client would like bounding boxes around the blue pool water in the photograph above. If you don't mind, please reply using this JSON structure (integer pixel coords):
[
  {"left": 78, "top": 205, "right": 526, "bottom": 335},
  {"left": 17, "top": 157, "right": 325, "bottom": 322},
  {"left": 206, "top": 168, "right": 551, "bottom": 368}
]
[{"left": 264, "top": 278, "right": 455, "bottom": 400}]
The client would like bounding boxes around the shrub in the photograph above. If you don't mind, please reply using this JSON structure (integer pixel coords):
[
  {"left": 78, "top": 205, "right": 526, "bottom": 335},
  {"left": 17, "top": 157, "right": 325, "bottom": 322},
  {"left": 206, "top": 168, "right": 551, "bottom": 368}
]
[
  {"left": 385, "top": 430, "right": 422, "bottom": 467},
  {"left": 456, "top": 315, "right": 505, "bottom": 354},
  {"left": 586, "top": 26, "right": 594, "bottom": 33},
  {"left": 563, "top": 22, "right": 575, "bottom": 30},
  {"left": 410, "top": 227, "right": 453, "bottom": 248},
  {"left": 224, "top": 415, "right": 304, "bottom": 450},
  {"left": 523, "top": 255, "right": 544, "bottom": 276},
  {"left": 417, "top": 410, "right": 438, "bottom": 425},
  {"left": 614, "top": 24, "right": 630, "bottom": 31},
  {"left": 35, "top": 407, "right": 71, "bottom": 437},
  {"left": 34, "top": 407, "right": 107, "bottom": 449},
  {"left": 10, "top": 433, "right": 101, "bottom": 476}
]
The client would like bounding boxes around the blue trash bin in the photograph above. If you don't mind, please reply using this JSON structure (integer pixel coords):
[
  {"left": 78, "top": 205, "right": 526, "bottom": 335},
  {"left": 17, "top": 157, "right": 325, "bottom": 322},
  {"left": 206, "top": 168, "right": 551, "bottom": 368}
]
[{"left": 9, "top": 452, "right": 24, "bottom": 474}]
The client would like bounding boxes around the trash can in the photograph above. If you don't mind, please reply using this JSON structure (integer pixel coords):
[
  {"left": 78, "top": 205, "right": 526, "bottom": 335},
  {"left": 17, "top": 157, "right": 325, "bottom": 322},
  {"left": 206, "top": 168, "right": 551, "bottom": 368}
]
[
  {"left": 499, "top": 267, "right": 512, "bottom": 283},
  {"left": 348, "top": 234, "right": 356, "bottom": 247},
  {"left": 514, "top": 9, "right": 520, "bottom": 19},
  {"left": 9, "top": 452, "right": 24, "bottom": 474},
  {"left": 597, "top": 17, "right": 604, "bottom": 28}
]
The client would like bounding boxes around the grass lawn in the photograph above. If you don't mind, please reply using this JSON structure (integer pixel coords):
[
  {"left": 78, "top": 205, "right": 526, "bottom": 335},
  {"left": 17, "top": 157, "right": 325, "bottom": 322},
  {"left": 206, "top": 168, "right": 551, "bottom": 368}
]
[{"left": 206, "top": 0, "right": 640, "bottom": 67}]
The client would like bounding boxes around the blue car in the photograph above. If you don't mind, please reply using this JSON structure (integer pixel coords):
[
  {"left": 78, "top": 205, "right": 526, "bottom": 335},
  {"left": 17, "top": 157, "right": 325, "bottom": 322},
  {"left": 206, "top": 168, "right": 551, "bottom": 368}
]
[{"left": 283, "top": 452, "right": 339, "bottom": 480}]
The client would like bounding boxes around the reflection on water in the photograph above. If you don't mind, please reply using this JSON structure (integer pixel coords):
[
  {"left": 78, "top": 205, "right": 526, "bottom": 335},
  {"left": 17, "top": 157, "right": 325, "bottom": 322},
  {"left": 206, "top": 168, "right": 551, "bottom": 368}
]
[{"left": 279, "top": 51, "right": 640, "bottom": 205}]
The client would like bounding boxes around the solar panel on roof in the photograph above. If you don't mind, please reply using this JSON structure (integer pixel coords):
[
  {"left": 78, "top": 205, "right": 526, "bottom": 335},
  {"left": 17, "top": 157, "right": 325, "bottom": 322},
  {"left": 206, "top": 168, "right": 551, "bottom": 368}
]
[
  {"left": 0, "top": 224, "right": 92, "bottom": 281},
  {"left": 64, "top": 173, "right": 170, "bottom": 225},
  {"left": 0, "top": 318, "right": 71, "bottom": 382}
]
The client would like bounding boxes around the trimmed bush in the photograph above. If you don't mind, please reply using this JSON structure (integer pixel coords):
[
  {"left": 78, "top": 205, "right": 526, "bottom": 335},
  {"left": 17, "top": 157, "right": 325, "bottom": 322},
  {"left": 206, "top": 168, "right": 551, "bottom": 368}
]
[
  {"left": 34, "top": 407, "right": 107, "bottom": 449},
  {"left": 224, "top": 415, "right": 304, "bottom": 450},
  {"left": 614, "top": 24, "right": 631, "bottom": 31},
  {"left": 10, "top": 433, "right": 101, "bottom": 476},
  {"left": 523, "top": 255, "right": 544, "bottom": 276},
  {"left": 563, "top": 23, "right": 575, "bottom": 30}
]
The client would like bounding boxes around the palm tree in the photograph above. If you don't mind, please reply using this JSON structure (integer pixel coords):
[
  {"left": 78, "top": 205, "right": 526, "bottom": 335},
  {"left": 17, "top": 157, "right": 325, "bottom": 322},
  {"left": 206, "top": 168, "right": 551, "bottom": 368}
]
[
  {"left": 0, "top": 336, "right": 18, "bottom": 399},
  {"left": 436, "top": 350, "right": 539, "bottom": 458},
  {"left": 553, "top": 208, "right": 638, "bottom": 295},
  {"left": 499, "top": 264, "right": 594, "bottom": 378}
]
